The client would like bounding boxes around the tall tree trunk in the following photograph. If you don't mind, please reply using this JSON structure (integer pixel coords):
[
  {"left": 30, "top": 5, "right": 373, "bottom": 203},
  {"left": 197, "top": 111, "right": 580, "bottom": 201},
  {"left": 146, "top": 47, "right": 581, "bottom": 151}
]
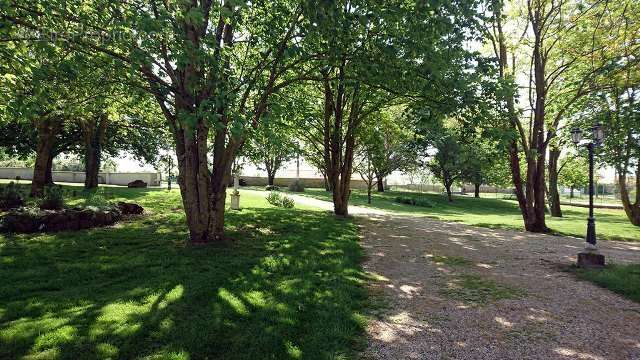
[
  {"left": 474, "top": 183, "right": 481, "bottom": 198},
  {"left": 265, "top": 160, "right": 276, "bottom": 186},
  {"left": 619, "top": 170, "right": 640, "bottom": 226},
  {"left": 81, "top": 114, "right": 108, "bottom": 190},
  {"left": 548, "top": 148, "right": 562, "bottom": 217},
  {"left": 322, "top": 172, "right": 331, "bottom": 191},
  {"left": 367, "top": 183, "right": 372, "bottom": 204},
  {"left": 530, "top": 3, "right": 551, "bottom": 232},
  {"left": 31, "top": 118, "right": 60, "bottom": 197},
  {"left": 323, "top": 64, "right": 361, "bottom": 217},
  {"left": 445, "top": 182, "right": 453, "bottom": 202},
  {"left": 45, "top": 154, "right": 54, "bottom": 185},
  {"left": 493, "top": 6, "right": 548, "bottom": 234},
  {"left": 376, "top": 174, "right": 385, "bottom": 192},
  {"left": 172, "top": 116, "right": 232, "bottom": 244},
  {"left": 85, "top": 149, "right": 101, "bottom": 189}
]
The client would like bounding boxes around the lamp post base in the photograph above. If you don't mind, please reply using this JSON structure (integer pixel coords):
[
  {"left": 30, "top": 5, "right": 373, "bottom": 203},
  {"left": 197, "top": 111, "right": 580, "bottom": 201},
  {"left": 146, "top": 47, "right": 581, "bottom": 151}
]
[{"left": 577, "top": 251, "right": 605, "bottom": 268}]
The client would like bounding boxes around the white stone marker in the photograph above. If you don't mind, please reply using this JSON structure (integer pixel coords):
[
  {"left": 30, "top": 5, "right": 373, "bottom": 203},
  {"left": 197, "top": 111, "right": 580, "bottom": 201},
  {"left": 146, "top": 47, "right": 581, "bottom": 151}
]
[{"left": 230, "top": 175, "right": 240, "bottom": 210}]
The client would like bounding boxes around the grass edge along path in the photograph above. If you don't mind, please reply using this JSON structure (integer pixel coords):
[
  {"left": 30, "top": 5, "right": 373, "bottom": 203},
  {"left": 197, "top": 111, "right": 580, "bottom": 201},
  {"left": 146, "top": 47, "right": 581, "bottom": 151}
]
[
  {"left": 283, "top": 188, "right": 640, "bottom": 242},
  {"left": 574, "top": 264, "right": 640, "bottom": 304}
]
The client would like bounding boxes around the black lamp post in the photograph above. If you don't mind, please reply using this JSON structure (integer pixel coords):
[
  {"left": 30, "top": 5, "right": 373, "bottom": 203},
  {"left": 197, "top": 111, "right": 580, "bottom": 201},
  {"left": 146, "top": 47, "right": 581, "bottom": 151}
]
[{"left": 571, "top": 123, "right": 605, "bottom": 268}]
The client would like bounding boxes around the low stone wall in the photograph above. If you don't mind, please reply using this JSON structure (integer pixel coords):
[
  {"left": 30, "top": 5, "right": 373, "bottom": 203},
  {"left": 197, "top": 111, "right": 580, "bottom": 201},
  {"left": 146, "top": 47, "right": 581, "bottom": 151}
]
[
  {"left": 240, "top": 176, "right": 371, "bottom": 190},
  {"left": 0, "top": 168, "right": 161, "bottom": 186}
]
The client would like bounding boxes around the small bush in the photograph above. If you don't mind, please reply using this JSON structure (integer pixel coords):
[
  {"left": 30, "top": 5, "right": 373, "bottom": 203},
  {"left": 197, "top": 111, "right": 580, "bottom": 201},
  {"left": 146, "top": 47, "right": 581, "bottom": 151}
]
[
  {"left": 266, "top": 191, "right": 295, "bottom": 208},
  {"left": 394, "top": 196, "right": 433, "bottom": 208},
  {"left": 0, "top": 182, "right": 24, "bottom": 210},
  {"left": 288, "top": 179, "right": 305, "bottom": 192},
  {"left": 280, "top": 196, "right": 295, "bottom": 208},
  {"left": 83, "top": 193, "right": 111, "bottom": 209},
  {"left": 265, "top": 185, "right": 280, "bottom": 191},
  {"left": 266, "top": 192, "right": 282, "bottom": 206},
  {"left": 38, "top": 185, "right": 64, "bottom": 210}
]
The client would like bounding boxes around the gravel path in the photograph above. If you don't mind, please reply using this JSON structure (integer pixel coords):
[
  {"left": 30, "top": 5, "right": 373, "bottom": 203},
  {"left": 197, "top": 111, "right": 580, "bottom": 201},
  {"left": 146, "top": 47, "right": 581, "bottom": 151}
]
[
  {"left": 247, "top": 190, "right": 640, "bottom": 358},
  {"left": 360, "top": 214, "right": 640, "bottom": 360}
]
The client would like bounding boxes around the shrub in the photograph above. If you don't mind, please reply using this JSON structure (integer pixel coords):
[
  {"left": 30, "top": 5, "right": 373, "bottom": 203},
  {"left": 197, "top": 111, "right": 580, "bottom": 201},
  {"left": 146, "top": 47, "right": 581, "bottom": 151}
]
[
  {"left": 0, "top": 181, "right": 24, "bottom": 210},
  {"left": 266, "top": 191, "right": 295, "bottom": 208},
  {"left": 38, "top": 185, "right": 65, "bottom": 210},
  {"left": 265, "top": 185, "right": 280, "bottom": 191},
  {"left": 83, "top": 193, "right": 111, "bottom": 209},
  {"left": 280, "top": 196, "right": 295, "bottom": 208},
  {"left": 394, "top": 196, "right": 433, "bottom": 208},
  {"left": 288, "top": 179, "right": 305, "bottom": 192},
  {"left": 266, "top": 192, "right": 282, "bottom": 206}
]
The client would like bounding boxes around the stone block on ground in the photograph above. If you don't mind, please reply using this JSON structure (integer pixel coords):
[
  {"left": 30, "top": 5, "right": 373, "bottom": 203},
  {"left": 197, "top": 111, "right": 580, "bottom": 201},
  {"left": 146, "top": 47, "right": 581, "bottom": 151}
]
[
  {"left": 577, "top": 251, "right": 605, "bottom": 268},
  {"left": 118, "top": 202, "right": 144, "bottom": 215},
  {"left": 127, "top": 180, "right": 148, "bottom": 188}
]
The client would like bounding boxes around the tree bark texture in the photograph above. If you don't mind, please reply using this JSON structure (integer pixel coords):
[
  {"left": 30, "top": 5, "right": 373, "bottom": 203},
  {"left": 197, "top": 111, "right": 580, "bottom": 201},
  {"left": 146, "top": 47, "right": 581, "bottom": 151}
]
[
  {"left": 619, "top": 169, "right": 640, "bottom": 226},
  {"left": 81, "top": 114, "right": 109, "bottom": 189},
  {"left": 493, "top": 7, "right": 549, "bottom": 233},
  {"left": 376, "top": 174, "right": 385, "bottom": 192},
  {"left": 322, "top": 64, "right": 364, "bottom": 217},
  {"left": 547, "top": 148, "right": 562, "bottom": 217},
  {"left": 31, "top": 118, "right": 61, "bottom": 197}
]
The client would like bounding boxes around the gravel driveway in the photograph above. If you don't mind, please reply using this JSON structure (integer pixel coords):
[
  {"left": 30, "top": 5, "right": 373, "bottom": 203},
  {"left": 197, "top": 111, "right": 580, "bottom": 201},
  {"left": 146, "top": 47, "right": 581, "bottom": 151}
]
[{"left": 360, "top": 214, "right": 640, "bottom": 360}]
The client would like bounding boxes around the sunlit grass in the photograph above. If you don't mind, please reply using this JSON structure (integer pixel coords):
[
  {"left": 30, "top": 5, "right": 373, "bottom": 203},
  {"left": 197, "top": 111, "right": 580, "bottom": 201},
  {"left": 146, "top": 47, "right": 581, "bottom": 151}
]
[
  {"left": 291, "top": 188, "right": 640, "bottom": 242},
  {"left": 0, "top": 186, "right": 369, "bottom": 359}
]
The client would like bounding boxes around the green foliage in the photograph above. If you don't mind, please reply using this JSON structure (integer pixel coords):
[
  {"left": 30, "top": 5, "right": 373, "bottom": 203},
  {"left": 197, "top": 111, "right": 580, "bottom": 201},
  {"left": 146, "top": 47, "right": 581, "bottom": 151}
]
[
  {"left": 280, "top": 196, "right": 295, "bottom": 209},
  {"left": 558, "top": 155, "right": 589, "bottom": 190},
  {"left": 266, "top": 191, "right": 295, "bottom": 209},
  {"left": 266, "top": 191, "right": 283, "bottom": 207},
  {"left": 0, "top": 181, "right": 23, "bottom": 204},
  {"left": 37, "top": 185, "right": 64, "bottom": 210},
  {"left": 359, "top": 107, "right": 416, "bottom": 178},
  {"left": 82, "top": 192, "right": 111, "bottom": 209},
  {"left": 288, "top": 180, "right": 305, "bottom": 193},
  {"left": 265, "top": 185, "right": 280, "bottom": 191}
]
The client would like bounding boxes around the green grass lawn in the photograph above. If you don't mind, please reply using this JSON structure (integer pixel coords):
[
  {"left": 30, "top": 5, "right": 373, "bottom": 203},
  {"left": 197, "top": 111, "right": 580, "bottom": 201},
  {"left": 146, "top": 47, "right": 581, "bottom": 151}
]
[
  {"left": 0, "top": 186, "right": 369, "bottom": 359},
  {"left": 575, "top": 264, "right": 640, "bottom": 303},
  {"left": 288, "top": 188, "right": 640, "bottom": 242}
]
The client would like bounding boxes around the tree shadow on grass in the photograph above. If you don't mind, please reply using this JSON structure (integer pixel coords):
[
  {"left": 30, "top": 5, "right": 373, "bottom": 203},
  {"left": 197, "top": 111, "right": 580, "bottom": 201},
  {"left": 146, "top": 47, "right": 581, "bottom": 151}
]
[{"left": 0, "top": 207, "right": 368, "bottom": 359}]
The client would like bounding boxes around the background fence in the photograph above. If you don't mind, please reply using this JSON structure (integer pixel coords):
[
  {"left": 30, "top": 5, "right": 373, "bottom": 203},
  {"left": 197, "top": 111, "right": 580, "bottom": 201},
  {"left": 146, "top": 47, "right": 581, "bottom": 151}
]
[{"left": 0, "top": 167, "right": 161, "bottom": 186}]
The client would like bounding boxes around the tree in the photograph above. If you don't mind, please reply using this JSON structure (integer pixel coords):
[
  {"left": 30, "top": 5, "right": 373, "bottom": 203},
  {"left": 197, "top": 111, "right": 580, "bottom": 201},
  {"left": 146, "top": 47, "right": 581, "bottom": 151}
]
[
  {"left": 363, "top": 107, "right": 415, "bottom": 192},
  {"left": 560, "top": 0, "right": 640, "bottom": 225},
  {"left": 355, "top": 147, "right": 377, "bottom": 204},
  {"left": 461, "top": 140, "right": 505, "bottom": 198},
  {"left": 415, "top": 116, "right": 467, "bottom": 202},
  {"left": 558, "top": 155, "right": 589, "bottom": 199},
  {"left": 0, "top": 49, "right": 166, "bottom": 191},
  {"left": 5, "top": 0, "right": 308, "bottom": 243},
  {"left": 483, "top": 0, "right": 628, "bottom": 232},
  {"left": 245, "top": 96, "right": 299, "bottom": 185},
  {"left": 0, "top": 45, "right": 89, "bottom": 196},
  {"left": 305, "top": 0, "right": 482, "bottom": 215}
]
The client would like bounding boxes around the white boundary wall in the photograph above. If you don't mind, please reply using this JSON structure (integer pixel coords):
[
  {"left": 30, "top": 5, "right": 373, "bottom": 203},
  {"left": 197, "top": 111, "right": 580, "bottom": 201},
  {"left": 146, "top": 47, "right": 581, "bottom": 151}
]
[{"left": 0, "top": 168, "right": 160, "bottom": 186}]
